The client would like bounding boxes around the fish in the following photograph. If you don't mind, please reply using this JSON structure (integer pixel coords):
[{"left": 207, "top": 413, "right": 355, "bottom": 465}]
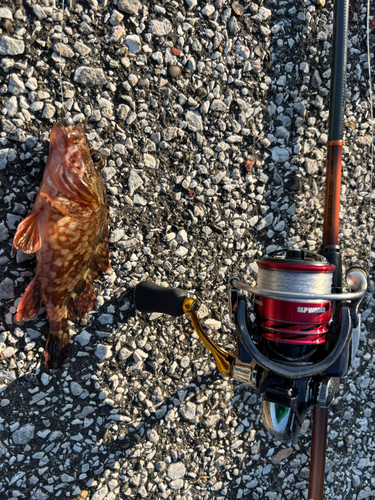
[{"left": 12, "top": 121, "right": 109, "bottom": 369}]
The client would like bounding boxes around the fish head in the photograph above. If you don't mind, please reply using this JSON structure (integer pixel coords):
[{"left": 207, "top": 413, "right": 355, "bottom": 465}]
[{"left": 46, "top": 122, "right": 106, "bottom": 206}]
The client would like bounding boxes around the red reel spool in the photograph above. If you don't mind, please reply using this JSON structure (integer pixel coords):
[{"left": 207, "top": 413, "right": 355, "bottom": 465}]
[{"left": 254, "top": 255, "right": 335, "bottom": 345}]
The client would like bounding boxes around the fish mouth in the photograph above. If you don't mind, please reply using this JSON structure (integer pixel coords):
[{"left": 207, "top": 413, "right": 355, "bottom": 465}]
[{"left": 50, "top": 121, "right": 88, "bottom": 150}]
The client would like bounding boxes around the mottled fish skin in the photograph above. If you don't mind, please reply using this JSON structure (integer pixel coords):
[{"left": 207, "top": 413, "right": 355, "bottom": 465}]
[{"left": 12, "top": 123, "right": 109, "bottom": 369}]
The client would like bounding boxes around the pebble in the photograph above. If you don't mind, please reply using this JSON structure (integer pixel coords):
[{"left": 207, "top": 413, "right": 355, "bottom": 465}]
[
  {"left": 0, "top": 277, "right": 14, "bottom": 299},
  {"left": 128, "top": 170, "right": 143, "bottom": 196},
  {"left": 0, "top": 7, "right": 13, "bottom": 19},
  {"left": 95, "top": 345, "right": 112, "bottom": 360},
  {"left": 12, "top": 424, "right": 35, "bottom": 445},
  {"left": 117, "top": 0, "right": 140, "bottom": 15},
  {"left": 271, "top": 147, "right": 290, "bottom": 162},
  {"left": 179, "top": 401, "right": 196, "bottom": 421},
  {"left": 8, "top": 74, "right": 25, "bottom": 94},
  {"left": 125, "top": 35, "right": 141, "bottom": 54},
  {"left": 167, "top": 65, "right": 181, "bottom": 78},
  {"left": 0, "top": 36, "right": 24, "bottom": 55},
  {"left": 148, "top": 18, "right": 172, "bottom": 36},
  {"left": 168, "top": 462, "right": 186, "bottom": 480},
  {"left": 73, "top": 67, "right": 107, "bottom": 86},
  {"left": 186, "top": 110, "right": 203, "bottom": 131}
]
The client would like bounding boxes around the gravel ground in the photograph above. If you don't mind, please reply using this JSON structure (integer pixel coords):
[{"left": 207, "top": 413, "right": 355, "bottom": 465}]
[{"left": 1, "top": 0, "right": 375, "bottom": 499}]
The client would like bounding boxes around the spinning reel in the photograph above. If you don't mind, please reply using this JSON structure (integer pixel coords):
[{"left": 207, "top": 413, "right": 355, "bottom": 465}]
[{"left": 135, "top": 249, "right": 367, "bottom": 442}]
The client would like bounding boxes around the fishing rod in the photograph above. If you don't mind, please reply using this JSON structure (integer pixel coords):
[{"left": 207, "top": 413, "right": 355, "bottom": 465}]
[{"left": 134, "top": 0, "right": 369, "bottom": 498}]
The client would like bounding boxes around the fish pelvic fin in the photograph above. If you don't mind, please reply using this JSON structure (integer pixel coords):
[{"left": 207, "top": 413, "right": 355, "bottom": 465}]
[
  {"left": 91, "top": 237, "right": 110, "bottom": 280},
  {"left": 16, "top": 278, "right": 42, "bottom": 321},
  {"left": 68, "top": 278, "right": 96, "bottom": 321},
  {"left": 44, "top": 321, "right": 70, "bottom": 369},
  {"left": 12, "top": 211, "right": 42, "bottom": 255}
]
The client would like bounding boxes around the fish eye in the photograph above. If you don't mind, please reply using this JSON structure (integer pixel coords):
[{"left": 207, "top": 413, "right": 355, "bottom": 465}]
[{"left": 91, "top": 151, "right": 104, "bottom": 169}]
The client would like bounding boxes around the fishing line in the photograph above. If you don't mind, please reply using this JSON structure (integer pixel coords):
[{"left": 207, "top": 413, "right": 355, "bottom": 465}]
[{"left": 257, "top": 267, "right": 333, "bottom": 295}]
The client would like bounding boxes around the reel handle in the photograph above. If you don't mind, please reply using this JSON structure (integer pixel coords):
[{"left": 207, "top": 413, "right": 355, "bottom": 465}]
[{"left": 134, "top": 281, "right": 187, "bottom": 317}]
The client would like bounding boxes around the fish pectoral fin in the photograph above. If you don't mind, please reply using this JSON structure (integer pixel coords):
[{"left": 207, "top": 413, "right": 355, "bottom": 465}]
[
  {"left": 68, "top": 278, "right": 96, "bottom": 320},
  {"left": 12, "top": 211, "right": 42, "bottom": 255},
  {"left": 16, "top": 277, "right": 42, "bottom": 321}
]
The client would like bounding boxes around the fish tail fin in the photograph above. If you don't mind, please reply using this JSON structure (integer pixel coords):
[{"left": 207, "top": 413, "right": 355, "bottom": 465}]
[
  {"left": 12, "top": 211, "right": 42, "bottom": 255},
  {"left": 16, "top": 278, "right": 42, "bottom": 321},
  {"left": 44, "top": 321, "right": 69, "bottom": 369}
]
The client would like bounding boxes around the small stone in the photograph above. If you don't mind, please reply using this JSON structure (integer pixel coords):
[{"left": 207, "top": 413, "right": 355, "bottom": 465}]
[
  {"left": 33, "top": 4, "right": 47, "bottom": 20},
  {"left": 12, "top": 424, "right": 35, "bottom": 445},
  {"left": 305, "top": 158, "right": 318, "bottom": 175},
  {"left": 271, "top": 147, "right": 289, "bottom": 162},
  {"left": 119, "top": 348, "right": 132, "bottom": 361},
  {"left": 95, "top": 344, "right": 112, "bottom": 360},
  {"left": 272, "top": 447, "right": 293, "bottom": 464},
  {"left": 311, "top": 70, "right": 322, "bottom": 88},
  {"left": 171, "top": 47, "right": 181, "bottom": 56},
  {"left": 201, "top": 4, "right": 215, "bottom": 16},
  {"left": 175, "top": 246, "right": 188, "bottom": 258},
  {"left": 42, "top": 103, "right": 56, "bottom": 119},
  {"left": 210, "top": 99, "right": 228, "bottom": 112},
  {"left": 0, "top": 18, "right": 12, "bottom": 33},
  {"left": 5, "top": 95, "right": 17, "bottom": 116},
  {"left": 8, "top": 74, "right": 25, "bottom": 94},
  {"left": 117, "top": 104, "right": 130, "bottom": 120},
  {"left": 170, "top": 479, "right": 184, "bottom": 490},
  {"left": 232, "top": 1, "right": 244, "bottom": 15},
  {"left": 0, "top": 36, "right": 24, "bottom": 55},
  {"left": 110, "top": 10, "right": 124, "bottom": 25},
  {"left": 92, "top": 486, "right": 109, "bottom": 500},
  {"left": 0, "top": 277, "right": 14, "bottom": 299},
  {"left": 186, "top": 110, "right": 203, "bottom": 132},
  {"left": 168, "top": 462, "right": 186, "bottom": 480},
  {"left": 252, "top": 7, "right": 272, "bottom": 21},
  {"left": 74, "top": 42, "right": 91, "bottom": 56},
  {"left": 54, "top": 43, "right": 74, "bottom": 58},
  {"left": 74, "top": 330, "right": 91, "bottom": 346},
  {"left": 98, "top": 314, "right": 113, "bottom": 325},
  {"left": 147, "top": 429, "right": 160, "bottom": 444},
  {"left": 167, "top": 65, "right": 181, "bottom": 78},
  {"left": 26, "top": 77, "right": 38, "bottom": 91},
  {"left": 205, "top": 414, "right": 221, "bottom": 427},
  {"left": 185, "top": 0, "right": 197, "bottom": 9},
  {"left": 117, "top": 0, "right": 140, "bottom": 15},
  {"left": 179, "top": 402, "right": 196, "bottom": 421},
  {"left": 134, "top": 194, "right": 147, "bottom": 206},
  {"left": 143, "top": 154, "right": 156, "bottom": 168},
  {"left": 74, "top": 67, "right": 107, "bottom": 86},
  {"left": 70, "top": 382, "right": 83, "bottom": 396},
  {"left": 149, "top": 18, "right": 172, "bottom": 36},
  {"left": 128, "top": 170, "right": 143, "bottom": 196},
  {"left": 0, "top": 222, "right": 9, "bottom": 240},
  {"left": 125, "top": 34, "right": 141, "bottom": 54},
  {"left": 0, "top": 7, "right": 13, "bottom": 19},
  {"left": 286, "top": 176, "right": 301, "bottom": 192}
]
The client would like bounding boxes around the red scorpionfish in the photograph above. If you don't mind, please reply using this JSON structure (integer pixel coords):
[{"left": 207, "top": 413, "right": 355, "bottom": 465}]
[{"left": 12, "top": 121, "right": 109, "bottom": 369}]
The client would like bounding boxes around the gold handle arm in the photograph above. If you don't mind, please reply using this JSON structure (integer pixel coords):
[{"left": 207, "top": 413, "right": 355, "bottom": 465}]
[{"left": 182, "top": 297, "right": 237, "bottom": 377}]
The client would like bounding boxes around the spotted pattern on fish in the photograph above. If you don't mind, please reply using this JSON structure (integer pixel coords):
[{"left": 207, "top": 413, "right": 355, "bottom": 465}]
[{"left": 12, "top": 122, "right": 109, "bottom": 369}]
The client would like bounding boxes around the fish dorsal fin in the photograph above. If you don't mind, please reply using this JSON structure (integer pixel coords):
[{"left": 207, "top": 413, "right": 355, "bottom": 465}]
[{"left": 12, "top": 211, "right": 42, "bottom": 254}]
